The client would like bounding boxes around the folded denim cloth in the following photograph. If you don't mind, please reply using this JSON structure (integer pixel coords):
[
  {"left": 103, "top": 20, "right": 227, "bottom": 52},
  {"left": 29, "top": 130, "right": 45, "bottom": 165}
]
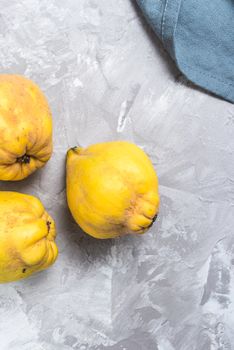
[{"left": 136, "top": 0, "right": 234, "bottom": 103}]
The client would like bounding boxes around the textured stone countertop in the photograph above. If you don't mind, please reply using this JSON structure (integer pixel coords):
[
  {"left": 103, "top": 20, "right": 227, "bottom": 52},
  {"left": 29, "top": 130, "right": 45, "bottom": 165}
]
[{"left": 0, "top": 1, "right": 234, "bottom": 349}]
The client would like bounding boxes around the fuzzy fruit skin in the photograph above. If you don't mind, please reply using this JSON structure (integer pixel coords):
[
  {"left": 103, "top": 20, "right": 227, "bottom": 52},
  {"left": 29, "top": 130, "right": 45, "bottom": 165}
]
[
  {"left": 0, "top": 192, "right": 58, "bottom": 283},
  {"left": 0, "top": 75, "right": 53, "bottom": 181},
  {"left": 66, "top": 141, "right": 160, "bottom": 239}
]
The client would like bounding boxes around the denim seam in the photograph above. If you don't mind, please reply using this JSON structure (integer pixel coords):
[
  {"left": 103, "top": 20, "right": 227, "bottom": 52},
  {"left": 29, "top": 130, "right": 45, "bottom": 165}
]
[
  {"left": 181, "top": 63, "right": 234, "bottom": 88},
  {"left": 161, "top": 0, "right": 170, "bottom": 45}
]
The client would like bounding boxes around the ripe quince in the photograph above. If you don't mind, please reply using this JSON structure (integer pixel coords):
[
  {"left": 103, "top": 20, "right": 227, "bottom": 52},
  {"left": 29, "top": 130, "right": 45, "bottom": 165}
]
[
  {"left": 0, "top": 191, "right": 58, "bottom": 283},
  {"left": 0, "top": 75, "right": 53, "bottom": 181},
  {"left": 66, "top": 141, "right": 159, "bottom": 239}
]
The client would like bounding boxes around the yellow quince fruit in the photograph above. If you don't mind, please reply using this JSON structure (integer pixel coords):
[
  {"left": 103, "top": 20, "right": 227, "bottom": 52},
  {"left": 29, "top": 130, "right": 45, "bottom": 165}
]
[
  {"left": 0, "top": 191, "right": 58, "bottom": 283},
  {"left": 66, "top": 141, "right": 160, "bottom": 239},
  {"left": 0, "top": 74, "right": 53, "bottom": 181}
]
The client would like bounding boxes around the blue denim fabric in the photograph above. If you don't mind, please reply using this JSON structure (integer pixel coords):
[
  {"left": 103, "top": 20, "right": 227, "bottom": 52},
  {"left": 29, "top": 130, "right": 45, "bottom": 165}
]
[{"left": 136, "top": 0, "right": 234, "bottom": 103}]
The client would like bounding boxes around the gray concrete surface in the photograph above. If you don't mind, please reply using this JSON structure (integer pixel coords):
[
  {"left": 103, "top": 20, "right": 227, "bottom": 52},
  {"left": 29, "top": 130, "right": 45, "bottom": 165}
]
[{"left": 0, "top": 0, "right": 234, "bottom": 349}]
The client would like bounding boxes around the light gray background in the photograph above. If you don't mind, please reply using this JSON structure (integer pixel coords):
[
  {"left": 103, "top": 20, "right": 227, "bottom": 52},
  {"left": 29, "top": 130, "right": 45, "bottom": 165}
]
[{"left": 0, "top": 0, "right": 234, "bottom": 349}]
